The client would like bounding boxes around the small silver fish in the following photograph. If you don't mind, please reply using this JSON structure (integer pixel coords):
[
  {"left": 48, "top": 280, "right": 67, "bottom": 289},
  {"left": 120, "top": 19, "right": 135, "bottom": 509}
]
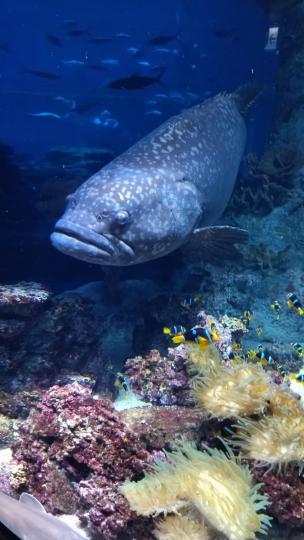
[
  {"left": 145, "top": 99, "right": 158, "bottom": 106},
  {"left": 92, "top": 116, "right": 119, "bottom": 128},
  {"left": 62, "top": 60, "right": 85, "bottom": 66},
  {"left": 154, "top": 47, "right": 172, "bottom": 53},
  {"left": 100, "top": 58, "right": 120, "bottom": 66},
  {"left": 54, "top": 96, "right": 76, "bottom": 109},
  {"left": 127, "top": 47, "right": 140, "bottom": 55},
  {"left": 145, "top": 109, "right": 162, "bottom": 116},
  {"left": 29, "top": 112, "right": 62, "bottom": 119}
]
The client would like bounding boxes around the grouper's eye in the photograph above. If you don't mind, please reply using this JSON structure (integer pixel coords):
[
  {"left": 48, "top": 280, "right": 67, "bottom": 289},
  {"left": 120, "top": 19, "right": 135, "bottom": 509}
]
[{"left": 114, "top": 210, "right": 130, "bottom": 225}]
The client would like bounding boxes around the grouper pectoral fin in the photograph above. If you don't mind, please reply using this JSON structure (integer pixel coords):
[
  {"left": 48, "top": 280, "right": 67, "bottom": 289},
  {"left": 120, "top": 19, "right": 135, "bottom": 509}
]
[{"left": 184, "top": 225, "right": 249, "bottom": 264}]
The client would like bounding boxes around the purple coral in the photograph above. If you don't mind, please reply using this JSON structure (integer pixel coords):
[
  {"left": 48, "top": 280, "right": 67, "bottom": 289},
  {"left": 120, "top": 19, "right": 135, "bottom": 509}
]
[
  {"left": 124, "top": 349, "right": 192, "bottom": 406},
  {"left": 0, "top": 291, "right": 111, "bottom": 389},
  {"left": 13, "top": 382, "right": 153, "bottom": 539},
  {"left": 253, "top": 467, "right": 304, "bottom": 528},
  {"left": 0, "top": 282, "right": 50, "bottom": 318}
]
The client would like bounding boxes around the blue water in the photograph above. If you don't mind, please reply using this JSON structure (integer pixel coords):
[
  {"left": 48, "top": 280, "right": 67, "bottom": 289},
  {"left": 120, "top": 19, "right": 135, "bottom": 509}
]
[
  {"left": 0, "top": 0, "right": 280, "bottom": 287},
  {"left": 1, "top": 0, "right": 273, "bottom": 158}
]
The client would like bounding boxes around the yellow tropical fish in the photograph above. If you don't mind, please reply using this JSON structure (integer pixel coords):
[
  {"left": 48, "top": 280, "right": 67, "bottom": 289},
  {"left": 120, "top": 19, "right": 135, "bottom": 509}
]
[
  {"left": 180, "top": 295, "right": 202, "bottom": 311},
  {"left": 271, "top": 300, "right": 281, "bottom": 320},
  {"left": 172, "top": 326, "right": 218, "bottom": 350},
  {"left": 287, "top": 292, "right": 304, "bottom": 315},
  {"left": 163, "top": 325, "right": 186, "bottom": 337}
]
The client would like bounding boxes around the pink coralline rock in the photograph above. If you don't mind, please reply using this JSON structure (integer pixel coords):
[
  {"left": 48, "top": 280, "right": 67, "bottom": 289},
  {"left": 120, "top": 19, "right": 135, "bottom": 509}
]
[
  {"left": 0, "top": 282, "right": 51, "bottom": 318},
  {"left": 0, "top": 388, "right": 42, "bottom": 418},
  {"left": 13, "top": 382, "right": 153, "bottom": 539},
  {"left": 118, "top": 405, "right": 205, "bottom": 449},
  {"left": 197, "top": 310, "right": 248, "bottom": 359},
  {"left": 124, "top": 349, "right": 193, "bottom": 406},
  {"left": 253, "top": 468, "right": 304, "bottom": 528}
]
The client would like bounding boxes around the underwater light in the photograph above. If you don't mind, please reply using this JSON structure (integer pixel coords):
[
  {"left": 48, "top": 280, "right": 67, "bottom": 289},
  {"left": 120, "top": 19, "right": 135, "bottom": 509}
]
[{"left": 265, "top": 26, "right": 279, "bottom": 51}]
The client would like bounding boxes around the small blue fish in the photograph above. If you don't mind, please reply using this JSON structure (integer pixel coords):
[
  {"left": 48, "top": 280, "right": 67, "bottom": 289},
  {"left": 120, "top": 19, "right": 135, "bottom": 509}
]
[
  {"left": 145, "top": 99, "right": 158, "bottom": 106},
  {"left": 92, "top": 116, "right": 119, "bottom": 128},
  {"left": 62, "top": 59, "right": 85, "bottom": 66},
  {"left": 54, "top": 96, "right": 76, "bottom": 109},
  {"left": 154, "top": 47, "right": 172, "bottom": 53},
  {"left": 138, "top": 60, "right": 151, "bottom": 67},
  {"left": 101, "top": 58, "right": 120, "bottom": 66},
  {"left": 29, "top": 112, "right": 62, "bottom": 119},
  {"left": 127, "top": 47, "right": 141, "bottom": 55},
  {"left": 145, "top": 109, "right": 162, "bottom": 116}
]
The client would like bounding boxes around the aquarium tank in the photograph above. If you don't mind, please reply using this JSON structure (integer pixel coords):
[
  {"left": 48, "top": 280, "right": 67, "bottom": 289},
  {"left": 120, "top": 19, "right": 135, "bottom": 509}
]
[{"left": 1, "top": 0, "right": 304, "bottom": 538}]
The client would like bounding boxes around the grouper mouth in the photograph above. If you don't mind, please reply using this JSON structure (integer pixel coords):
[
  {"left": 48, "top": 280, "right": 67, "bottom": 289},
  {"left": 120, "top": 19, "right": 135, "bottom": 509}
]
[{"left": 51, "top": 220, "right": 135, "bottom": 263}]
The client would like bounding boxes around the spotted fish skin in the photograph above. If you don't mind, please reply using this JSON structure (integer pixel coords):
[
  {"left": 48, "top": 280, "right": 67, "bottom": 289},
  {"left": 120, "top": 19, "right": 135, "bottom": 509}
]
[{"left": 51, "top": 90, "right": 249, "bottom": 266}]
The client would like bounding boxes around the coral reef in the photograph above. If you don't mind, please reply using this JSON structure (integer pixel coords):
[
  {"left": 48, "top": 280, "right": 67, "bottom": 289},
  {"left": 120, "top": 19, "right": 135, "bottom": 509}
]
[
  {"left": 12, "top": 293, "right": 99, "bottom": 375},
  {"left": 0, "top": 388, "right": 42, "bottom": 419},
  {"left": 121, "top": 442, "right": 271, "bottom": 540},
  {"left": 0, "top": 415, "right": 19, "bottom": 448},
  {"left": 0, "top": 282, "right": 50, "bottom": 318},
  {"left": 0, "top": 320, "right": 26, "bottom": 342},
  {"left": 228, "top": 144, "right": 303, "bottom": 215},
  {"left": 0, "top": 287, "right": 112, "bottom": 390},
  {"left": 253, "top": 468, "right": 304, "bottom": 528},
  {"left": 124, "top": 349, "right": 192, "bottom": 406},
  {"left": 197, "top": 310, "right": 248, "bottom": 359},
  {"left": 239, "top": 242, "right": 290, "bottom": 275},
  {"left": 13, "top": 382, "right": 153, "bottom": 539},
  {"left": 118, "top": 405, "right": 205, "bottom": 449}
]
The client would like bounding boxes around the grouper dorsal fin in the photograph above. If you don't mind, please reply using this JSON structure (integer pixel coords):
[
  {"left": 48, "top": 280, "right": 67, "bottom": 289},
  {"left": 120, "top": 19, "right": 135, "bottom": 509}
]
[
  {"left": 184, "top": 225, "right": 249, "bottom": 264},
  {"left": 19, "top": 493, "right": 46, "bottom": 513},
  {"left": 231, "top": 82, "right": 263, "bottom": 115}
]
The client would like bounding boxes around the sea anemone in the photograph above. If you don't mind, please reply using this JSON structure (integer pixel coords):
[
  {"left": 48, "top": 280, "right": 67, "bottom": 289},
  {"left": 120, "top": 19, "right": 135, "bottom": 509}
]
[
  {"left": 186, "top": 344, "right": 222, "bottom": 374},
  {"left": 154, "top": 513, "right": 210, "bottom": 540},
  {"left": 120, "top": 456, "right": 186, "bottom": 516},
  {"left": 192, "top": 361, "right": 274, "bottom": 419},
  {"left": 120, "top": 443, "right": 271, "bottom": 540},
  {"left": 268, "top": 388, "right": 302, "bottom": 416},
  {"left": 233, "top": 406, "right": 304, "bottom": 473}
]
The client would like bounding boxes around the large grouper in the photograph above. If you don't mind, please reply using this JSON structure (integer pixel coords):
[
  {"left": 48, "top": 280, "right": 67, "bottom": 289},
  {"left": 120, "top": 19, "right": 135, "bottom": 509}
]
[{"left": 51, "top": 85, "right": 259, "bottom": 266}]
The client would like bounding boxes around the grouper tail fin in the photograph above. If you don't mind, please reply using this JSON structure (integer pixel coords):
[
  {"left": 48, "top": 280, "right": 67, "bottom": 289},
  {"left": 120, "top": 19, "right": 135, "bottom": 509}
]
[{"left": 232, "top": 82, "right": 263, "bottom": 115}]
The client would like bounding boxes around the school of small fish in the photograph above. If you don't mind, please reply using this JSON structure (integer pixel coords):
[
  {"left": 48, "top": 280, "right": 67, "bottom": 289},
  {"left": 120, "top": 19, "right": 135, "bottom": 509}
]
[{"left": 159, "top": 291, "right": 304, "bottom": 391}]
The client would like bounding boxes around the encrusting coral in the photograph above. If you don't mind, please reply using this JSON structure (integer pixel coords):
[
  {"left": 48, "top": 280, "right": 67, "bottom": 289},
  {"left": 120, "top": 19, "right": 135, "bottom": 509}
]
[
  {"left": 153, "top": 513, "right": 210, "bottom": 540},
  {"left": 228, "top": 144, "right": 302, "bottom": 214},
  {"left": 191, "top": 361, "right": 275, "bottom": 419},
  {"left": 13, "top": 382, "right": 153, "bottom": 539},
  {"left": 120, "top": 442, "right": 271, "bottom": 540}
]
